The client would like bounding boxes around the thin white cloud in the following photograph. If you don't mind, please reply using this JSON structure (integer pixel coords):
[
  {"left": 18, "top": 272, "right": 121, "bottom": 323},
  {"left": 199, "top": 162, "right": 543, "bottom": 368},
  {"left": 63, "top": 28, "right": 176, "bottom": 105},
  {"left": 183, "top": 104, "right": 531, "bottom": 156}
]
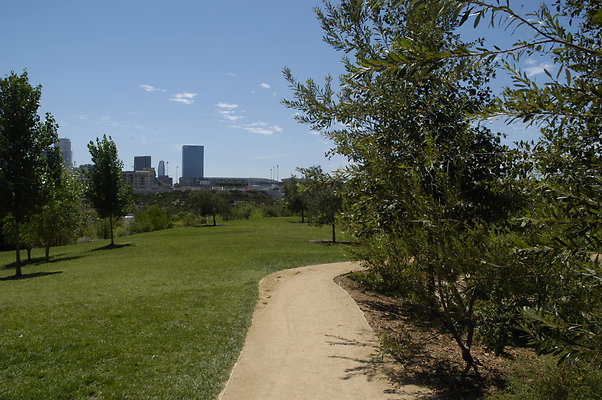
[
  {"left": 229, "top": 121, "right": 282, "bottom": 136},
  {"left": 524, "top": 62, "right": 555, "bottom": 77},
  {"left": 215, "top": 103, "right": 280, "bottom": 135},
  {"left": 219, "top": 111, "right": 244, "bottom": 121},
  {"left": 259, "top": 83, "right": 271, "bottom": 89},
  {"left": 216, "top": 103, "right": 244, "bottom": 121},
  {"left": 216, "top": 102, "right": 239, "bottom": 109},
  {"left": 170, "top": 92, "right": 197, "bottom": 105},
  {"left": 140, "top": 84, "right": 166, "bottom": 92},
  {"left": 228, "top": 72, "right": 237, "bottom": 77}
]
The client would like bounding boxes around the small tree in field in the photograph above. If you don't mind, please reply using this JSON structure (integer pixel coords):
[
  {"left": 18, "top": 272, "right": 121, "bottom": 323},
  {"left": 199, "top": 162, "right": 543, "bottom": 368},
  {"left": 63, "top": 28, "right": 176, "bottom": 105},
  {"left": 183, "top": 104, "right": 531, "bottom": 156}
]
[
  {"left": 0, "top": 70, "right": 58, "bottom": 275},
  {"left": 283, "top": 176, "right": 309, "bottom": 223},
  {"left": 190, "top": 190, "right": 230, "bottom": 226},
  {"left": 27, "top": 148, "right": 83, "bottom": 261},
  {"left": 85, "top": 135, "right": 132, "bottom": 246},
  {"left": 298, "top": 166, "right": 343, "bottom": 243}
]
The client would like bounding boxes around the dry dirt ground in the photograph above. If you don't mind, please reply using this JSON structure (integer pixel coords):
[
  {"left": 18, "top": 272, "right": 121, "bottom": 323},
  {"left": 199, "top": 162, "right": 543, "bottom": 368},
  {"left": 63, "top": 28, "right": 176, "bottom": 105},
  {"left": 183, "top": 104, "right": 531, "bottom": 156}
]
[
  {"left": 218, "top": 262, "right": 433, "bottom": 400},
  {"left": 334, "top": 273, "right": 536, "bottom": 400}
]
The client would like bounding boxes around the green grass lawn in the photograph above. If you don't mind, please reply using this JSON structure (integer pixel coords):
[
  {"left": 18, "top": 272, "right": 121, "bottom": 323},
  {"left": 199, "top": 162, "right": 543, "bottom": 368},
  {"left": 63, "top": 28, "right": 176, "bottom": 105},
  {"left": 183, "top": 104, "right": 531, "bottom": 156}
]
[{"left": 0, "top": 218, "right": 350, "bottom": 400}]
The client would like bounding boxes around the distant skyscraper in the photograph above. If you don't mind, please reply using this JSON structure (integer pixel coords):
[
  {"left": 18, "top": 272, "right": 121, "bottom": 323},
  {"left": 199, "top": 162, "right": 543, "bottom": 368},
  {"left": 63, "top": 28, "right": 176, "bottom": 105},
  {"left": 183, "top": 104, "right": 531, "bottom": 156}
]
[
  {"left": 134, "top": 156, "right": 151, "bottom": 171},
  {"left": 158, "top": 160, "right": 166, "bottom": 177},
  {"left": 182, "top": 145, "right": 204, "bottom": 180},
  {"left": 55, "top": 138, "right": 73, "bottom": 167}
]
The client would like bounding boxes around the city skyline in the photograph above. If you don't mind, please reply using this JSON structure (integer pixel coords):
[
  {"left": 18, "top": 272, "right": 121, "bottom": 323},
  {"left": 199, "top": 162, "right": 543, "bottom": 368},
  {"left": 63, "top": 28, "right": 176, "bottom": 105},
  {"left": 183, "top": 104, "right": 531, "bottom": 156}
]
[{"left": 1, "top": 1, "right": 546, "bottom": 180}]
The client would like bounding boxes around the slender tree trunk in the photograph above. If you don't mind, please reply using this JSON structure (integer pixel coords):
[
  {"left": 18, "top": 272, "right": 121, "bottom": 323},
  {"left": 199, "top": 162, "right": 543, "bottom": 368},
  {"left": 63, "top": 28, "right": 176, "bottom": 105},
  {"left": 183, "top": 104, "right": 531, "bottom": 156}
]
[
  {"left": 301, "top": 209, "right": 305, "bottom": 223},
  {"left": 332, "top": 222, "right": 336, "bottom": 243},
  {"left": 45, "top": 246, "right": 50, "bottom": 262},
  {"left": 437, "top": 281, "right": 479, "bottom": 374},
  {"left": 27, "top": 247, "right": 32, "bottom": 261},
  {"left": 15, "top": 222, "right": 22, "bottom": 276},
  {"left": 213, "top": 214, "right": 217, "bottom": 226},
  {"left": 109, "top": 215, "right": 114, "bottom": 246}
]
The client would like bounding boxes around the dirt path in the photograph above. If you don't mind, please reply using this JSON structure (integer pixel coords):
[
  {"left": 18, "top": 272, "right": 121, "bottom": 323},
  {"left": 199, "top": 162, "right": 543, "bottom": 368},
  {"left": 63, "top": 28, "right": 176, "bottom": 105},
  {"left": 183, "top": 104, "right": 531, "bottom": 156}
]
[{"left": 218, "top": 262, "right": 431, "bottom": 400}]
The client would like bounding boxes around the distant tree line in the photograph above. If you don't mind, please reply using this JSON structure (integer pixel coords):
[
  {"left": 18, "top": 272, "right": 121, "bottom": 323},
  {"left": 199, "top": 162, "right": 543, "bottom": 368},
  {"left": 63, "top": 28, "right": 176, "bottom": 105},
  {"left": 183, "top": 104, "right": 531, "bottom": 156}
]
[{"left": 0, "top": 78, "right": 298, "bottom": 273}]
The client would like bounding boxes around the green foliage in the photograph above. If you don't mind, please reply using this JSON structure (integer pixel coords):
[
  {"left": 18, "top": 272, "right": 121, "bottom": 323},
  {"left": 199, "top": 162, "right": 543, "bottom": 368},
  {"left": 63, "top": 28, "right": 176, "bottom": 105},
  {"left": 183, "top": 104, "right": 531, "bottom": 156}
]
[
  {"left": 285, "top": 0, "right": 600, "bottom": 371},
  {"left": 130, "top": 205, "right": 171, "bottom": 234},
  {"left": 172, "top": 211, "right": 201, "bottom": 227},
  {"left": 297, "top": 166, "right": 343, "bottom": 242},
  {"left": 222, "top": 204, "right": 256, "bottom": 221},
  {"left": 85, "top": 135, "right": 133, "bottom": 245},
  {"left": 262, "top": 204, "right": 287, "bottom": 218},
  {"left": 189, "top": 190, "right": 230, "bottom": 226},
  {"left": 0, "top": 70, "right": 59, "bottom": 273},
  {"left": 94, "top": 217, "right": 126, "bottom": 239},
  {"left": 284, "top": 0, "right": 522, "bottom": 371},
  {"left": 282, "top": 176, "right": 309, "bottom": 222},
  {"left": 486, "top": 356, "right": 602, "bottom": 400},
  {"left": 476, "top": 294, "right": 520, "bottom": 355},
  {"left": 24, "top": 153, "right": 84, "bottom": 260}
]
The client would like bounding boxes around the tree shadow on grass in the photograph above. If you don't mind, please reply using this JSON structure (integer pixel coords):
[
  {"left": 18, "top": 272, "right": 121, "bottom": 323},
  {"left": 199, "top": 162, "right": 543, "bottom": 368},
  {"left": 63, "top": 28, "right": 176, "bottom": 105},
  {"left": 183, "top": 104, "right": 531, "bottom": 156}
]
[
  {"left": 310, "top": 239, "right": 357, "bottom": 245},
  {"left": 2, "top": 255, "right": 84, "bottom": 270},
  {"left": 0, "top": 271, "right": 63, "bottom": 281},
  {"left": 90, "top": 243, "right": 135, "bottom": 251}
]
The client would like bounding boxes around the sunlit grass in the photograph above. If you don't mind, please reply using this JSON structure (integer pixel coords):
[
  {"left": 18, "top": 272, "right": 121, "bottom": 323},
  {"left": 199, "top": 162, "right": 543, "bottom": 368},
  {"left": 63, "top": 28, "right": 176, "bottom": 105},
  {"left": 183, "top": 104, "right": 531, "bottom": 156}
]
[{"left": 0, "top": 218, "right": 349, "bottom": 400}]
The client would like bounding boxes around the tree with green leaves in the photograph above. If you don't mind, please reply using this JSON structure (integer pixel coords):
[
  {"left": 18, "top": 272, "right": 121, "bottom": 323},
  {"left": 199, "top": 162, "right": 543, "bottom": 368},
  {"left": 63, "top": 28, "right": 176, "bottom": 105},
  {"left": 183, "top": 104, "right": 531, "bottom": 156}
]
[
  {"left": 26, "top": 148, "right": 83, "bottom": 261},
  {"left": 282, "top": 176, "right": 309, "bottom": 223},
  {"left": 297, "top": 166, "right": 343, "bottom": 243},
  {"left": 284, "top": 0, "right": 522, "bottom": 371},
  {"left": 85, "top": 135, "right": 132, "bottom": 246},
  {"left": 359, "top": 0, "right": 601, "bottom": 367},
  {"left": 0, "top": 70, "right": 58, "bottom": 275},
  {"left": 190, "top": 190, "right": 230, "bottom": 226}
]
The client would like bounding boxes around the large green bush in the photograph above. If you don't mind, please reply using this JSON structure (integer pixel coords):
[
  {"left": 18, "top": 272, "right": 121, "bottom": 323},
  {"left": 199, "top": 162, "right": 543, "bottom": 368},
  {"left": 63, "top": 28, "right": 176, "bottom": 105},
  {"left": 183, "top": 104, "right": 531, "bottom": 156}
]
[{"left": 130, "top": 205, "right": 171, "bottom": 233}]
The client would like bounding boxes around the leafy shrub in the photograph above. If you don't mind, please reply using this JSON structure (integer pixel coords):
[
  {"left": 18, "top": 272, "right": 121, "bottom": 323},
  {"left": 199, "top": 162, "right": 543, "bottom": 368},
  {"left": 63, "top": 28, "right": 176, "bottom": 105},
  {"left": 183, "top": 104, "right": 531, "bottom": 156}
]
[
  {"left": 487, "top": 356, "right": 602, "bottom": 400},
  {"left": 95, "top": 217, "right": 126, "bottom": 239},
  {"left": 262, "top": 204, "right": 286, "bottom": 217},
  {"left": 173, "top": 212, "right": 201, "bottom": 227},
  {"left": 476, "top": 295, "right": 520, "bottom": 355},
  {"left": 130, "top": 205, "right": 171, "bottom": 233},
  {"left": 223, "top": 204, "right": 255, "bottom": 221}
]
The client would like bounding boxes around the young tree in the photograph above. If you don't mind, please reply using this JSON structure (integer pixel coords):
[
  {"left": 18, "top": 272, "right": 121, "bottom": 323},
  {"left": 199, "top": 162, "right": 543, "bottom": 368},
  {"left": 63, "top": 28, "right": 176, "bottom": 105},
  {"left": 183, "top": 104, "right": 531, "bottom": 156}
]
[
  {"left": 0, "top": 70, "right": 58, "bottom": 275},
  {"left": 190, "top": 190, "right": 230, "bottom": 226},
  {"left": 85, "top": 135, "right": 132, "bottom": 246},
  {"left": 297, "top": 166, "right": 343, "bottom": 243},
  {"left": 284, "top": 0, "right": 520, "bottom": 371},
  {"left": 282, "top": 176, "right": 309, "bottom": 223},
  {"left": 26, "top": 148, "right": 83, "bottom": 261}
]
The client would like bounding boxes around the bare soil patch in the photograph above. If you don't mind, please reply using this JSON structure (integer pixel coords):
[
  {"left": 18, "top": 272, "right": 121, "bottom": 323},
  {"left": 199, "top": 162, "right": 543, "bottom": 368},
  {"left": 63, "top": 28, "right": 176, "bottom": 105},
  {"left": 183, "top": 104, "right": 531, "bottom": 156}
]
[{"left": 334, "top": 274, "right": 536, "bottom": 400}]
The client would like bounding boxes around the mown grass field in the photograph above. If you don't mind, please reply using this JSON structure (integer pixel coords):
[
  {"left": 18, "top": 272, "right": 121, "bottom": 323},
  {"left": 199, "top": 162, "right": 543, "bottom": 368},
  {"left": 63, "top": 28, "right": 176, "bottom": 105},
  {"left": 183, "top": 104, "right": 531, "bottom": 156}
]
[{"left": 0, "top": 218, "right": 350, "bottom": 400}]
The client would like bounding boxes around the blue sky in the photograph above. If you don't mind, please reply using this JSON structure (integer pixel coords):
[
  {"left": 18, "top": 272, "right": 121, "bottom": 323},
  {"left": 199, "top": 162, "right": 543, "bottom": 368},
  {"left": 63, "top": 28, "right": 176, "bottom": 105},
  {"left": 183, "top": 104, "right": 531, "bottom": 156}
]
[{"left": 1, "top": 1, "right": 548, "bottom": 180}]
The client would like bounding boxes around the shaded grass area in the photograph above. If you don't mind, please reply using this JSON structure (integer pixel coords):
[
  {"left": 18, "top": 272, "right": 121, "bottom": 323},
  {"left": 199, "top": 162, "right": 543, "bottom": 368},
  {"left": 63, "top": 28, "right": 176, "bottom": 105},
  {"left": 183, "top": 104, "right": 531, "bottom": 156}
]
[{"left": 0, "top": 218, "right": 349, "bottom": 400}]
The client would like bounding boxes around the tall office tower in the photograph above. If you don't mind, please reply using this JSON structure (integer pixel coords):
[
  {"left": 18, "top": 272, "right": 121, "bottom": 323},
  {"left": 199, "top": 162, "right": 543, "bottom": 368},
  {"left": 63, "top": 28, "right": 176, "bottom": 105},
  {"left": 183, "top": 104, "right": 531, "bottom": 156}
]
[
  {"left": 182, "top": 145, "right": 204, "bottom": 179},
  {"left": 158, "top": 160, "right": 166, "bottom": 177},
  {"left": 55, "top": 138, "right": 73, "bottom": 167},
  {"left": 134, "top": 156, "right": 151, "bottom": 171}
]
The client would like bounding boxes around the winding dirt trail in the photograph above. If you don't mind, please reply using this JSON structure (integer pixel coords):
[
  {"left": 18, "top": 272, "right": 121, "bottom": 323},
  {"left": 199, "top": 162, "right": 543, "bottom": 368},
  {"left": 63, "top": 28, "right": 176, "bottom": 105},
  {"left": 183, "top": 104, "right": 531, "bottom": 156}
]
[{"left": 218, "top": 262, "right": 431, "bottom": 400}]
